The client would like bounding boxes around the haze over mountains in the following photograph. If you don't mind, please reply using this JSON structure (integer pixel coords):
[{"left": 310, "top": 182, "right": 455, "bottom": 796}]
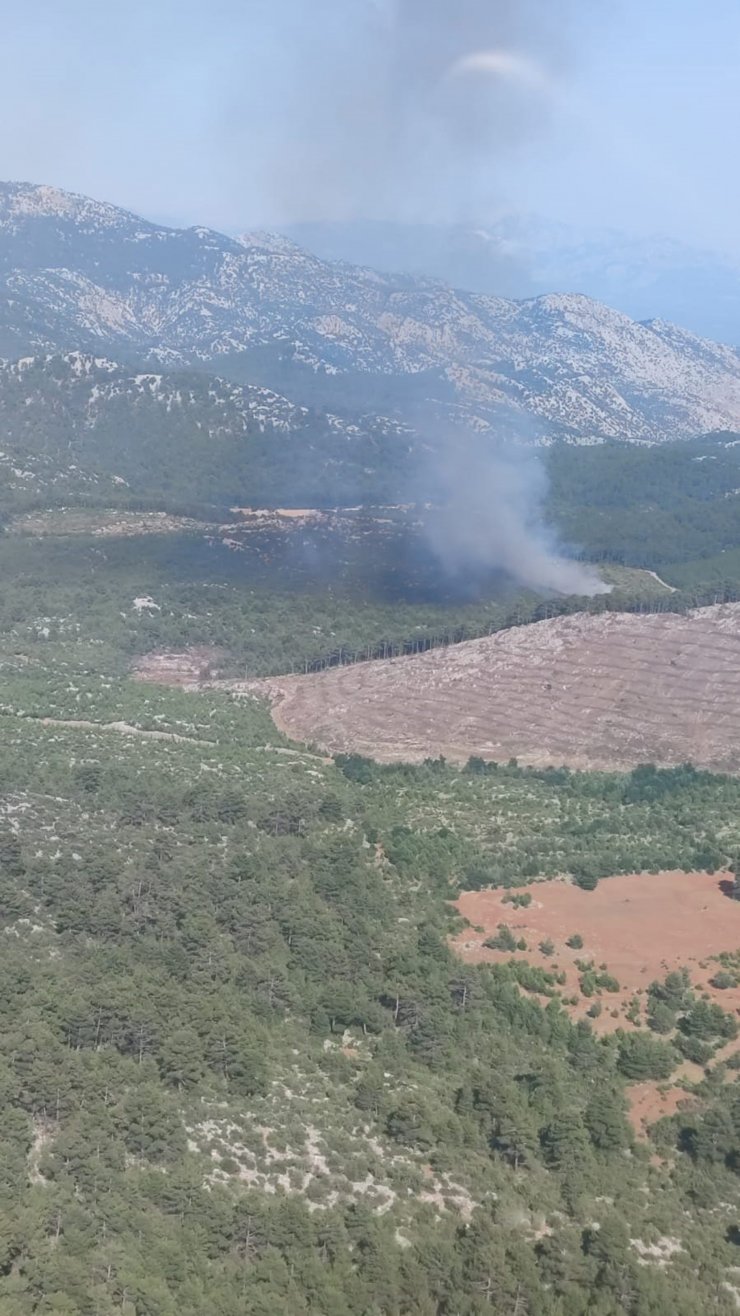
[
  {"left": 3, "top": 181, "right": 740, "bottom": 451},
  {"left": 286, "top": 218, "right": 740, "bottom": 348}
]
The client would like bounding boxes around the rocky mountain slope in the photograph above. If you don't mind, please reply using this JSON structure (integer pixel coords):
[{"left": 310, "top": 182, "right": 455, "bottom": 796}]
[
  {"left": 3, "top": 182, "right": 740, "bottom": 444},
  {"left": 287, "top": 217, "right": 740, "bottom": 348},
  {"left": 0, "top": 352, "right": 412, "bottom": 509}
]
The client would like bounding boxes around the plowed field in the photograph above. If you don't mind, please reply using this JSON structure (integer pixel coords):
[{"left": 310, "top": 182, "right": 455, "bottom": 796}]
[{"left": 237, "top": 604, "right": 740, "bottom": 772}]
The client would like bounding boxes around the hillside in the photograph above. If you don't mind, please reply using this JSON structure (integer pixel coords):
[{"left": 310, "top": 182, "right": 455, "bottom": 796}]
[
  {"left": 6, "top": 180, "right": 740, "bottom": 1315},
  {"left": 6, "top": 642, "right": 740, "bottom": 1312},
  {"left": 3, "top": 182, "right": 740, "bottom": 443},
  {"left": 0, "top": 352, "right": 413, "bottom": 510},
  {"left": 224, "top": 604, "right": 740, "bottom": 773}
]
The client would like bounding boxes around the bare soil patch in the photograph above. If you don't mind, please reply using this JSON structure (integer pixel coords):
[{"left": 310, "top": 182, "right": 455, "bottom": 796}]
[
  {"left": 215, "top": 604, "right": 740, "bottom": 773},
  {"left": 454, "top": 871, "right": 740, "bottom": 1034},
  {"left": 133, "top": 648, "right": 228, "bottom": 688},
  {"left": 627, "top": 1082, "right": 699, "bottom": 1140},
  {"left": 456, "top": 870, "right": 740, "bottom": 1137}
]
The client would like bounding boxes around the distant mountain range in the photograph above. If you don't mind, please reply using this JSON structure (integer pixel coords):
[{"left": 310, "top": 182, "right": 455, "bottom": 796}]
[
  {"left": 2, "top": 181, "right": 740, "bottom": 451},
  {"left": 285, "top": 218, "right": 740, "bottom": 348}
]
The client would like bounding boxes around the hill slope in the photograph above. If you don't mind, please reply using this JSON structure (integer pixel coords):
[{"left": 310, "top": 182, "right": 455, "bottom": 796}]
[
  {"left": 0, "top": 352, "right": 412, "bottom": 509},
  {"left": 286, "top": 217, "right": 740, "bottom": 346},
  {"left": 230, "top": 604, "right": 740, "bottom": 773},
  {"left": 3, "top": 182, "right": 740, "bottom": 442}
]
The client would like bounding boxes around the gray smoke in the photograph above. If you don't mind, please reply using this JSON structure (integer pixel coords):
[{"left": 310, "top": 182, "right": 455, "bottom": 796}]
[
  {"left": 252, "top": 0, "right": 604, "bottom": 599},
  {"left": 422, "top": 432, "right": 610, "bottom": 597},
  {"left": 257, "top": 0, "right": 572, "bottom": 224}
]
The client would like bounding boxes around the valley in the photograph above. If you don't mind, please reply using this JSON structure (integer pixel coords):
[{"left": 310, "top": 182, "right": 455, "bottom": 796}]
[{"left": 3, "top": 179, "right": 740, "bottom": 1315}]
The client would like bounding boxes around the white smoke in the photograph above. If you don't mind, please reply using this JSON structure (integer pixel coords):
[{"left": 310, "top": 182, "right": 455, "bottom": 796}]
[
  {"left": 250, "top": 0, "right": 602, "bottom": 598},
  {"left": 423, "top": 433, "right": 610, "bottom": 597}
]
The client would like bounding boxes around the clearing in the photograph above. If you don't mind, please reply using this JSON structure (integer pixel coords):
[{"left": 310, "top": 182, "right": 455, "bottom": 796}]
[
  {"left": 217, "top": 604, "right": 740, "bottom": 773},
  {"left": 454, "top": 870, "right": 740, "bottom": 1034},
  {"left": 454, "top": 870, "right": 740, "bottom": 1137}
]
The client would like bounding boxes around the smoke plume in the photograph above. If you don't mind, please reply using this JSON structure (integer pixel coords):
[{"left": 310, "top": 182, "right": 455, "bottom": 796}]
[
  {"left": 251, "top": 0, "right": 604, "bottom": 599},
  {"left": 422, "top": 432, "right": 610, "bottom": 597},
  {"left": 255, "top": 0, "right": 571, "bottom": 224}
]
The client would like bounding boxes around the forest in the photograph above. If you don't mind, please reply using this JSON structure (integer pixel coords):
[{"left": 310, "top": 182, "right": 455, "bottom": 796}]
[
  {"left": 0, "top": 641, "right": 739, "bottom": 1312},
  {"left": 1, "top": 399, "right": 740, "bottom": 1311}
]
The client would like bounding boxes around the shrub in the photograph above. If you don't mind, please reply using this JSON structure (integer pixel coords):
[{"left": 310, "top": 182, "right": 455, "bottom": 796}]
[
  {"left": 484, "top": 924, "right": 518, "bottom": 952},
  {"left": 647, "top": 1002, "right": 676, "bottom": 1035},
  {"left": 617, "top": 1033, "right": 676, "bottom": 1081},
  {"left": 675, "top": 1034, "right": 714, "bottom": 1066},
  {"left": 503, "top": 891, "right": 532, "bottom": 909},
  {"left": 574, "top": 870, "right": 599, "bottom": 892}
]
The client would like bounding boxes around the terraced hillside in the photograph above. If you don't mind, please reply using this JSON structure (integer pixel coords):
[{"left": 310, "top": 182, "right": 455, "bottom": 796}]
[{"left": 235, "top": 604, "right": 740, "bottom": 772}]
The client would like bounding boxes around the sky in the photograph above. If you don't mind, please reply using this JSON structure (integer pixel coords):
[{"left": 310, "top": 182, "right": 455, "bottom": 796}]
[{"left": 0, "top": 0, "right": 739, "bottom": 254}]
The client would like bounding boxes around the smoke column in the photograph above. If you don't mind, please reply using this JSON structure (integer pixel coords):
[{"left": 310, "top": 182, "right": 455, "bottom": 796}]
[
  {"left": 422, "top": 432, "right": 610, "bottom": 597},
  {"left": 250, "top": 0, "right": 606, "bottom": 598},
  {"left": 256, "top": 0, "right": 572, "bottom": 224}
]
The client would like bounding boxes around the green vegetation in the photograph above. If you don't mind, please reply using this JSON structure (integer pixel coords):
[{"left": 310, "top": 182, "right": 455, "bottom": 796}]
[
  {"left": 579, "top": 967, "right": 621, "bottom": 998},
  {"left": 0, "top": 651, "right": 737, "bottom": 1310},
  {"left": 502, "top": 890, "right": 532, "bottom": 909},
  {"left": 2, "top": 408, "right": 740, "bottom": 1310},
  {"left": 548, "top": 433, "right": 740, "bottom": 580}
]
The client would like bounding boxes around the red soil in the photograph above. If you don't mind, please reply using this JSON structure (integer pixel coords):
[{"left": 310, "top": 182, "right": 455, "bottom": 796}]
[
  {"left": 455, "top": 871, "right": 740, "bottom": 1136},
  {"left": 627, "top": 1082, "right": 699, "bottom": 1140},
  {"left": 454, "top": 871, "right": 740, "bottom": 1033}
]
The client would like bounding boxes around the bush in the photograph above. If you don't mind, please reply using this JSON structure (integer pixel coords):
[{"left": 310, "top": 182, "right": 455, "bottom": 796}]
[
  {"left": 617, "top": 1033, "right": 676, "bottom": 1081},
  {"left": 484, "top": 924, "right": 518, "bottom": 952},
  {"left": 567, "top": 934, "right": 584, "bottom": 950},
  {"left": 647, "top": 1002, "right": 676, "bottom": 1035},
  {"left": 675, "top": 1034, "right": 714, "bottom": 1066},
  {"left": 710, "top": 971, "right": 737, "bottom": 991},
  {"left": 503, "top": 891, "right": 532, "bottom": 909}
]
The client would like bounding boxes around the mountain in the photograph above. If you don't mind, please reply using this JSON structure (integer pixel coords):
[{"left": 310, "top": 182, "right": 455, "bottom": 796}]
[
  {"left": 3, "top": 182, "right": 740, "bottom": 445},
  {"left": 0, "top": 351, "right": 415, "bottom": 510},
  {"left": 286, "top": 217, "right": 740, "bottom": 347}
]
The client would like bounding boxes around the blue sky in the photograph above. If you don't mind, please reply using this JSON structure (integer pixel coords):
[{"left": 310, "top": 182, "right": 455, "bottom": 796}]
[{"left": 0, "top": 0, "right": 738, "bottom": 253}]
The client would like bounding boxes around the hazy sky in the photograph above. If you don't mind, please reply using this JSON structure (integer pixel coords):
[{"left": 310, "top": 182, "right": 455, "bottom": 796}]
[{"left": 0, "top": 0, "right": 738, "bottom": 253}]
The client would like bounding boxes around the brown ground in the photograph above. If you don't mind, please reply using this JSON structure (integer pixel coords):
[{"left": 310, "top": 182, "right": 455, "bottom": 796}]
[
  {"left": 211, "top": 604, "right": 740, "bottom": 773},
  {"left": 454, "top": 871, "right": 740, "bottom": 1032},
  {"left": 133, "top": 647, "right": 228, "bottom": 688},
  {"left": 454, "top": 871, "right": 740, "bottom": 1135},
  {"left": 627, "top": 1082, "right": 699, "bottom": 1140}
]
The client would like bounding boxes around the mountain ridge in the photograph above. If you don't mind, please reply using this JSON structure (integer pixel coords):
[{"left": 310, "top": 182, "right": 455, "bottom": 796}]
[
  {"left": 0, "top": 350, "right": 415, "bottom": 509},
  {"left": 2, "top": 181, "right": 740, "bottom": 445},
  {"left": 285, "top": 216, "right": 740, "bottom": 346}
]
